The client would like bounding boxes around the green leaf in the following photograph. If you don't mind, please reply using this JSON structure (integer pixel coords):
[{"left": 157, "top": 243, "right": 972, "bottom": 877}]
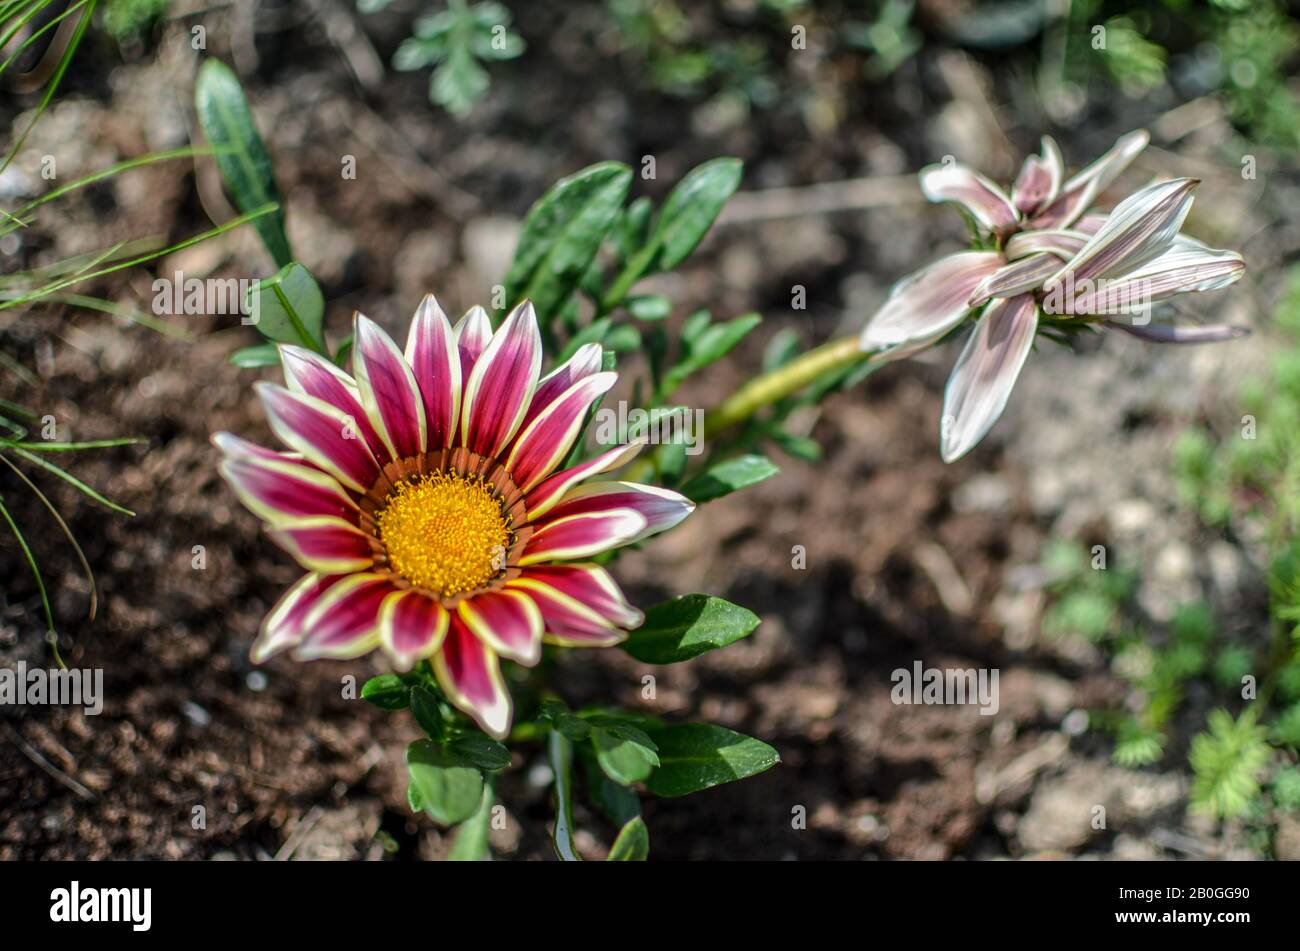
[
  {"left": 194, "top": 59, "right": 292, "bottom": 267},
  {"left": 591, "top": 722, "right": 659, "bottom": 786},
  {"left": 626, "top": 295, "right": 671, "bottom": 321},
  {"left": 406, "top": 739, "right": 484, "bottom": 826},
  {"left": 580, "top": 751, "right": 641, "bottom": 827},
  {"left": 614, "top": 197, "right": 652, "bottom": 261},
  {"left": 645, "top": 157, "right": 742, "bottom": 272},
  {"left": 606, "top": 816, "right": 649, "bottom": 861},
  {"left": 360, "top": 674, "right": 410, "bottom": 710},
  {"left": 539, "top": 699, "right": 592, "bottom": 740},
  {"left": 410, "top": 685, "right": 446, "bottom": 740},
  {"left": 643, "top": 723, "right": 779, "bottom": 797},
  {"left": 503, "top": 162, "right": 633, "bottom": 324},
  {"left": 680, "top": 454, "right": 780, "bottom": 503},
  {"left": 658, "top": 312, "right": 761, "bottom": 398},
  {"left": 449, "top": 734, "right": 512, "bottom": 771},
  {"left": 228, "top": 342, "right": 281, "bottom": 368},
  {"left": 623, "top": 594, "right": 761, "bottom": 664},
  {"left": 244, "top": 262, "right": 325, "bottom": 350},
  {"left": 602, "top": 324, "right": 642, "bottom": 353},
  {"left": 447, "top": 782, "right": 494, "bottom": 861}
]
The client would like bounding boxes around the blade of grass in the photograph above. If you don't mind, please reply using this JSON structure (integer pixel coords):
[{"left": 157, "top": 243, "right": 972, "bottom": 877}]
[
  {"left": 0, "top": 490, "right": 55, "bottom": 634},
  {"left": 0, "top": 0, "right": 97, "bottom": 176},
  {"left": 0, "top": 146, "right": 209, "bottom": 239},
  {"left": 0, "top": 452, "right": 96, "bottom": 619},
  {"left": 1, "top": 437, "right": 142, "bottom": 451},
  {"left": 6, "top": 445, "right": 135, "bottom": 514},
  {"left": 0, "top": 202, "right": 278, "bottom": 311}
]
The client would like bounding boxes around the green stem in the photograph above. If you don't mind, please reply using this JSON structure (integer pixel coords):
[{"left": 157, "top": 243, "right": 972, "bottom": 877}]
[
  {"left": 702, "top": 334, "right": 869, "bottom": 437},
  {"left": 547, "top": 728, "right": 581, "bottom": 861}
]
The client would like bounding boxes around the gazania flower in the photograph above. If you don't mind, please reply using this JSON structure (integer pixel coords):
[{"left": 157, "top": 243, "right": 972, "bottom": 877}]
[
  {"left": 860, "top": 131, "right": 1246, "bottom": 463},
  {"left": 214, "top": 297, "right": 693, "bottom": 738}
]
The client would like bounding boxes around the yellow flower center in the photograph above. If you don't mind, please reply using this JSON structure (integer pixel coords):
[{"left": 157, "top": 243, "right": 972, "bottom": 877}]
[{"left": 376, "top": 470, "right": 512, "bottom": 598}]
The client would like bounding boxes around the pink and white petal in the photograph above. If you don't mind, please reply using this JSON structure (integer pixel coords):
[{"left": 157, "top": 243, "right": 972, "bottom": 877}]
[
  {"left": 1063, "top": 129, "right": 1150, "bottom": 197},
  {"left": 279, "top": 346, "right": 386, "bottom": 459},
  {"left": 1069, "top": 243, "right": 1245, "bottom": 316},
  {"left": 454, "top": 305, "right": 494, "bottom": 379},
  {"left": 460, "top": 300, "right": 542, "bottom": 458},
  {"left": 353, "top": 313, "right": 427, "bottom": 460},
  {"left": 519, "top": 508, "right": 648, "bottom": 565},
  {"left": 256, "top": 382, "right": 380, "bottom": 493},
  {"left": 212, "top": 431, "right": 292, "bottom": 462},
  {"left": 1030, "top": 130, "right": 1149, "bottom": 229},
  {"left": 504, "top": 371, "right": 617, "bottom": 492},
  {"left": 517, "top": 342, "right": 604, "bottom": 435},
  {"left": 433, "top": 615, "right": 513, "bottom": 739},
  {"left": 524, "top": 442, "right": 643, "bottom": 521},
  {"left": 1075, "top": 214, "right": 1108, "bottom": 235},
  {"left": 535, "top": 481, "right": 693, "bottom": 545},
  {"left": 507, "top": 574, "right": 629, "bottom": 648},
  {"left": 458, "top": 590, "right": 544, "bottom": 666},
  {"left": 515, "top": 563, "right": 642, "bottom": 629},
  {"left": 940, "top": 295, "right": 1039, "bottom": 464},
  {"left": 919, "top": 163, "right": 1019, "bottom": 233},
  {"left": 1004, "top": 229, "right": 1089, "bottom": 262},
  {"left": 1046, "top": 178, "right": 1198, "bottom": 294},
  {"left": 293, "top": 573, "right": 392, "bottom": 660},
  {"left": 404, "top": 294, "right": 461, "bottom": 451},
  {"left": 969, "top": 253, "right": 1061, "bottom": 307},
  {"left": 1011, "top": 137, "right": 1063, "bottom": 214},
  {"left": 218, "top": 452, "right": 358, "bottom": 525},
  {"left": 379, "top": 588, "right": 450, "bottom": 670},
  {"left": 1113, "top": 322, "right": 1248, "bottom": 344},
  {"left": 251, "top": 573, "right": 345, "bottom": 663},
  {"left": 265, "top": 516, "right": 376, "bottom": 574},
  {"left": 859, "top": 251, "right": 1003, "bottom": 355}
]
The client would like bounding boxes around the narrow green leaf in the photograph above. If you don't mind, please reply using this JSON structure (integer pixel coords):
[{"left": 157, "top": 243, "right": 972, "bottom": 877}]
[
  {"left": 360, "top": 674, "right": 409, "bottom": 710},
  {"left": 646, "top": 157, "right": 742, "bottom": 272},
  {"left": 657, "top": 312, "right": 761, "bottom": 399},
  {"left": 623, "top": 594, "right": 761, "bottom": 665},
  {"left": 680, "top": 454, "right": 780, "bottom": 503},
  {"left": 8, "top": 447, "right": 133, "bottom": 515},
  {"left": 606, "top": 816, "right": 649, "bottom": 861},
  {"left": 504, "top": 162, "right": 632, "bottom": 323},
  {"left": 643, "top": 723, "right": 779, "bottom": 797},
  {"left": 449, "top": 734, "right": 511, "bottom": 771},
  {"left": 244, "top": 262, "right": 325, "bottom": 350},
  {"left": 0, "top": 491, "right": 54, "bottom": 634},
  {"left": 194, "top": 58, "right": 293, "bottom": 267},
  {"left": 228, "top": 342, "right": 281, "bottom": 368},
  {"left": 406, "top": 739, "right": 483, "bottom": 826},
  {"left": 626, "top": 295, "right": 671, "bottom": 321},
  {"left": 410, "top": 685, "right": 446, "bottom": 740}
]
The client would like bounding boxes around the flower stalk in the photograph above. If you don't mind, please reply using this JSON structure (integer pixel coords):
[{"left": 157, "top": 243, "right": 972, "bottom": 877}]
[{"left": 702, "top": 335, "right": 869, "bottom": 437}]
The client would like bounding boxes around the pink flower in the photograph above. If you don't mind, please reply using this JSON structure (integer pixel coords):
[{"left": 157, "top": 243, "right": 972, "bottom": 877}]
[
  {"left": 860, "top": 131, "right": 1246, "bottom": 462},
  {"left": 215, "top": 297, "right": 693, "bottom": 738}
]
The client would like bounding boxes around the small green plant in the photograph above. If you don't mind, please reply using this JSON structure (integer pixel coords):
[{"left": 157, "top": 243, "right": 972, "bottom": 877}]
[
  {"left": 384, "top": 0, "right": 525, "bottom": 117},
  {"left": 1189, "top": 708, "right": 1271, "bottom": 819}
]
